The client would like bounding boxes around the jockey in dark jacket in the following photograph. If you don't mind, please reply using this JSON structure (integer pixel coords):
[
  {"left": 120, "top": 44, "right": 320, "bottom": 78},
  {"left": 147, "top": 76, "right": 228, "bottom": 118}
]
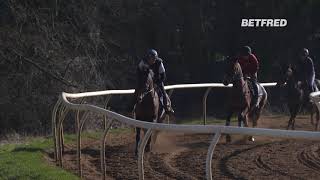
[
  {"left": 237, "top": 46, "right": 260, "bottom": 107},
  {"left": 296, "top": 48, "right": 316, "bottom": 100},
  {"left": 135, "top": 49, "right": 174, "bottom": 114}
]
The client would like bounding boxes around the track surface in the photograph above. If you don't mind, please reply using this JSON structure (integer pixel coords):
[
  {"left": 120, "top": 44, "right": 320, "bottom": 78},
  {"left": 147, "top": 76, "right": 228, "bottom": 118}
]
[{"left": 50, "top": 115, "right": 320, "bottom": 180}]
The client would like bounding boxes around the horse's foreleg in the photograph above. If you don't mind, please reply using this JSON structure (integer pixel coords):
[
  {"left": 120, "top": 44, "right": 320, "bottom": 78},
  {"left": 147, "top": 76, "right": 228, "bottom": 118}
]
[
  {"left": 287, "top": 116, "right": 293, "bottom": 130},
  {"left": 315, "top": 109, "right": 320, "bottom": 131},
  {"left": 240, "top": 108, "right": 253, "bottom": 142},
  {"left": 239, "top": 108, "right": 249, "bottom": 128},
  {"left": 311, "top": 104, "right": 318, "bottom": 129},
  {"left": 144, "top": 128, "right": 152, "bottom": 152},
  {"left": 60, "top": 124, "right": 65, "bottom": 153},
  {"left": 311, "top": 107, "right": 315, "bottom": 126},
  {"left": 152, "top": 130, "right": 159, "bottom": 148},
  {"left": 292, "top": 105, "right": 302, "bottom": 130},
  {"left": 135, "top": 127, "right": 141, "bottom": 156},
  {"left": 252, "top": 109, "right": 261, "bottom": 128},
  {"left": 143, "top": 129, "right": 151, "bottom": 152},
  {"left": 225, "top": 110, "right": 233, "bottom": 143},
  {"left": 248, "top": 113, "right": 257, "bottom": 142},
  {"left": 288, "top": 105, "right": 300, "bottom": 130},
  {"left": 226, "top": 111, "right": 232, "bottom": 126}
]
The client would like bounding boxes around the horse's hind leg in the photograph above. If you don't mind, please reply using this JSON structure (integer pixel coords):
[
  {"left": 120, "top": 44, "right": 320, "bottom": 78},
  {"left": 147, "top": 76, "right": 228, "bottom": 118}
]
[
  {"left": 315, "top": 107, "right": 320, "bottom": 131},
  {"left": 135, "top": 127, "right": 141, "bottom": 156}
]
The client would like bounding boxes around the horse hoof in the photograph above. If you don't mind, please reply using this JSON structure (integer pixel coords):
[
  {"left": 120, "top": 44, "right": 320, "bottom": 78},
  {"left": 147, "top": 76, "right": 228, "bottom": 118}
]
[
  {"left": 134, "top": 154, "right": 138, "bottom": 160},
  {"left": 145, "top": 146, "right": 151, "bottom": 153},
  {"left": 248, "top": 136, "right": 255, "bottom": 142},
  {"left": 226, "top": 135, "right": 231, "bottom": 143}
]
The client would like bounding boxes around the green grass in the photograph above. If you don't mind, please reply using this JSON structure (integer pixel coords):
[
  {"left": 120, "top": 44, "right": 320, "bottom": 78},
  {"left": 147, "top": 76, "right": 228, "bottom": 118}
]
[
  {"left": 0, "top": 128, "right": 132, "bottom": 180},
  {"left": 0, "top": 137, "right": 79, "bottom": 180}
]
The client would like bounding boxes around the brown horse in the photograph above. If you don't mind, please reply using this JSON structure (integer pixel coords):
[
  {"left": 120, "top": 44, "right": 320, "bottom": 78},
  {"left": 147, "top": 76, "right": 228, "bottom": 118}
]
[
  {"left": 276, "top": 63, "right": 319, "bottom": 130},
  {"left": 133, "top": 69, "right": 170, "bottom": 155},
  {"left": 223, "top": 59, "right": 267, "bottom": 142}
]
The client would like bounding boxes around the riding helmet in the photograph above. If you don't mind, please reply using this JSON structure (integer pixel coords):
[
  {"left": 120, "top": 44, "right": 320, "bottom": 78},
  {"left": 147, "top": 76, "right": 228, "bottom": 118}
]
[
  {"left": 240, "top": 46, "right": 252, "bottom": 56},
  {"left": 147, "top": 49, "right": 158, "bottom": 58},
  {"left": 302, "top": 48, "right": 309, "bottom": 56}
]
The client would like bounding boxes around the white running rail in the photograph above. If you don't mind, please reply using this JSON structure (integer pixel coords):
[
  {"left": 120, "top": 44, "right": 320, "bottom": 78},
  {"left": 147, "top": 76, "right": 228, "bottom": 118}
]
[{"left": 52, "top": 82, "right": 320, "bottom": 180}]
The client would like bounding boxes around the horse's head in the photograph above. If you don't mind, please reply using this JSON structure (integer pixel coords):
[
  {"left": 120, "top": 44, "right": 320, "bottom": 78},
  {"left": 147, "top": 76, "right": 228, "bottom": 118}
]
[
  {"left": 223, "top": 58, "right": 243, "bottom": 86},
  {"left": 276, "top": 63, "right": 293, "bottom": 87},
  {"left": 137, "top": 68, "right": 154, "bottom": 102}
]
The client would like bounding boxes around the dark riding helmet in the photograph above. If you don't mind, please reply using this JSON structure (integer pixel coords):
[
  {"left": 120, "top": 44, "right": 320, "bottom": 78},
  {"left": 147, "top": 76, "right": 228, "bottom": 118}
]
[
  {"left": 301, "top": 48, "right": 309, "bottom": 56},
  {"left": 240, "top": 46, "right": 252, "bottom": 56},
  {"left": 147, "top": 49, "right": 158, "bottom": 59}
]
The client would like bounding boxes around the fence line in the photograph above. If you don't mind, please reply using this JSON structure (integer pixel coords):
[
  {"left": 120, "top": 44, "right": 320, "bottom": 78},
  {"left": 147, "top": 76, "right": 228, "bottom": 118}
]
[{"left": 53, "top": 82, "right": 320, "bottom": 180}]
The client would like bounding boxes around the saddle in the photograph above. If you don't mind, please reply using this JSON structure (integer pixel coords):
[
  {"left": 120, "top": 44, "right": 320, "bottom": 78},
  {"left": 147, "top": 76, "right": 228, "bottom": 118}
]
[{"left": 301, "top": 81, "right": 318, "bottom": 103}]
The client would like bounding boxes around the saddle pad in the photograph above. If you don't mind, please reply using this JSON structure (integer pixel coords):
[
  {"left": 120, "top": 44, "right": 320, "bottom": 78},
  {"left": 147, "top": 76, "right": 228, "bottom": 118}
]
[{"left": 257, "top": 83, "right": 264, "bottom": 97}]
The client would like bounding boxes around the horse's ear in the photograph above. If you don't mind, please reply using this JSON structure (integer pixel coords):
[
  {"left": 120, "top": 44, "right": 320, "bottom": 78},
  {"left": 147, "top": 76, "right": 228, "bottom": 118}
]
[
  {"left": 231, "top": 57, "right": 238, "bottom": 63},
  {"left": 232, "top": 59, "right": 240, "bottom": 66},
  {"left": 279, "top": 61, "right": 289, "bottom": 70}
]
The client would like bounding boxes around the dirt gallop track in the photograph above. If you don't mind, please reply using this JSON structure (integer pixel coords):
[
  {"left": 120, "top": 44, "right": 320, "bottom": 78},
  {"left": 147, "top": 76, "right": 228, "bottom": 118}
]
[{"left": 54, "top": 115, "right": 320, "bottom": 180}]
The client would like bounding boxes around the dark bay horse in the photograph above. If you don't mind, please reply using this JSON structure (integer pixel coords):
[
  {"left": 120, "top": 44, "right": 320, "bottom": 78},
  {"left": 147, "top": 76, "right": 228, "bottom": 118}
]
[
  {"left": 133, "top": 69, "right": 169, "bottom": 155},
  {"left": 223, "top": 59, "right": 267, "bottom": 142},
  {"left": 276, "top": 63, "right": 319, "bottom": 130}
]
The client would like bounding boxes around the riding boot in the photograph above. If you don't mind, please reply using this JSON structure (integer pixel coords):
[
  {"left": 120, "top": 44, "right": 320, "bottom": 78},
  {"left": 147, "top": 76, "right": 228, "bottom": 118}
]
[{"left": 159, "top": 83, "right": 174, "bottom": 114}]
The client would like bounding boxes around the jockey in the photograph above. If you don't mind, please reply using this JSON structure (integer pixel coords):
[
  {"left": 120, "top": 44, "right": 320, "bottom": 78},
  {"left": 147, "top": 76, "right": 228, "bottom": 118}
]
[
  {"left": 237, "top": 46, "right": 259, "bottom": 107},
  {"left": 297, "top": 48, "right": 316, "bottom": 99},
  {"left": 136, "top": 49, "right": 174, "bottom": 114}
]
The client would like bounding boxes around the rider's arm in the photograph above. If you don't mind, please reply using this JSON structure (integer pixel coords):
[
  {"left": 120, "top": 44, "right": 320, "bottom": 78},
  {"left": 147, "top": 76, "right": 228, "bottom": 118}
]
[
  {"left": 249, "top": 54, "right": 259, "bottom": 74},
  {"left": 306, "top": 57, "right": 315, "bottom": 76},
  {"left": 159, "top": 72, "right": 166, "bottom": 82},
  {"left": 159, "top": 61, "right": 166, "bottom": 82}
]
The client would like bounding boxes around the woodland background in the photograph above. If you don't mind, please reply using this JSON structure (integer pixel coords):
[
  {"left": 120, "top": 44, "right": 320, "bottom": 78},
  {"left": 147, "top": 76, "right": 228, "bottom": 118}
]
[{"left": 1, "top": 0, "right": 320, "bottom": 135}]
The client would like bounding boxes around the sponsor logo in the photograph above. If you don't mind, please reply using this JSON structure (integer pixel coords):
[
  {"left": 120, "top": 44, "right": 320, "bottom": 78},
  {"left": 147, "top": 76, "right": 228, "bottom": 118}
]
[{"left": 241, "top": 19, "right": 287, "bottom": 27}]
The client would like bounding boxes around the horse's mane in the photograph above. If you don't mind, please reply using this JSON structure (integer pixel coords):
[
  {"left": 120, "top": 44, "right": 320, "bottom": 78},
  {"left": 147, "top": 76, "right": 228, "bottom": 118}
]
[
  {"left": 231, "top": 60, "right": 243, "bottom": 78},
  {"left": 283, "top": 63, "right": 297, "bottom": 78},
  {"left": 137, "top": 68, "right": 154, "bottom": 91},
  {"left": 234, "top": 60, "right": 242, "bottom": 72}
]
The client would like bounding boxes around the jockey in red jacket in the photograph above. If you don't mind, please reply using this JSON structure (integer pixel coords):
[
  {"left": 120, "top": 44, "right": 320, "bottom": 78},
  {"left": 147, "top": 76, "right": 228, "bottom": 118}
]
[
  {"left": 238, "top": 46, "right": 259, "bottom": 107},
  {"left": 238, "top": 46, "right": 259, "bottom": 79}
]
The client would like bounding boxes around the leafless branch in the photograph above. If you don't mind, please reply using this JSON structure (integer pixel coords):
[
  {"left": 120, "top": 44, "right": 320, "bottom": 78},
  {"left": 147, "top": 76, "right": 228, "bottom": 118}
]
[{"left": 1, "top": 49, "right": 78, "bottom": 88}]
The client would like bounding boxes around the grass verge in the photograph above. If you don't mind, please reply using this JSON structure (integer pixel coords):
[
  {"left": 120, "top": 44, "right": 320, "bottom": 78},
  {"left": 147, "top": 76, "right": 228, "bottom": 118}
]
[
  {"left": 0, "top": 137, "right": 78, "bottom": 180},
  {"left": 0, "top": 128, "right": 132, "bottom": 180}
]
